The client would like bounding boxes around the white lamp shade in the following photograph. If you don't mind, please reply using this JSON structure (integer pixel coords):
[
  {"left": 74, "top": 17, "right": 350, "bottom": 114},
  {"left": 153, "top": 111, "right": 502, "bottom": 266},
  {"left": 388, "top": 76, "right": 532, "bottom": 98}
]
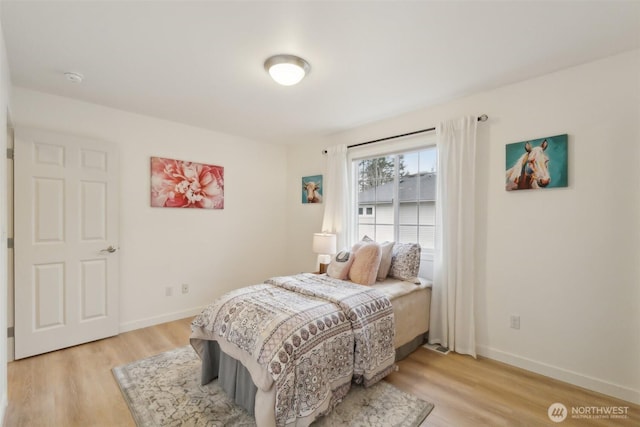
[{"left": 312, "top": 233, "right": 337, "bottom": 255}]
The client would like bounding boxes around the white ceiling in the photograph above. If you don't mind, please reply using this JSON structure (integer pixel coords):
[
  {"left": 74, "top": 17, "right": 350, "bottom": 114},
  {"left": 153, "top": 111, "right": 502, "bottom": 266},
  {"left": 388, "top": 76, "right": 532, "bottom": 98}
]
[{"left": 1, "top": 1, "right": 639, "bottom": 145}]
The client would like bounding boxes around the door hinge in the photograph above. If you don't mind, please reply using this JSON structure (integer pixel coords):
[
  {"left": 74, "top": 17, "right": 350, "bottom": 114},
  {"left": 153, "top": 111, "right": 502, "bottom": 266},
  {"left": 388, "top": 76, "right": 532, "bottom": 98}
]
[
  {"left": 7, "top": 237, "right": 14, "bottom": 249},
  {"left": 6, "top": 148, "right": 13, "bottom": 159},
  {"left": 7, "top": 326, "right": 14, "bottom": 338}
]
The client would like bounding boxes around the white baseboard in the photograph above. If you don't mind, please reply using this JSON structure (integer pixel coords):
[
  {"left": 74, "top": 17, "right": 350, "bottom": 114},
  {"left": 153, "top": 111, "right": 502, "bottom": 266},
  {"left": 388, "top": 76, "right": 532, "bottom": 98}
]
[
  {"left": 477, "top": 345, "right": 640, "bottom": 405},
  {"left": 6, "top": 337, "right": 13, "bottom": 362},
  {"left": 1, "top": 392, "right": 7, "bottom": 427},
  {"left": 119, "top": 306, "right": 205, "bottom": 334}
]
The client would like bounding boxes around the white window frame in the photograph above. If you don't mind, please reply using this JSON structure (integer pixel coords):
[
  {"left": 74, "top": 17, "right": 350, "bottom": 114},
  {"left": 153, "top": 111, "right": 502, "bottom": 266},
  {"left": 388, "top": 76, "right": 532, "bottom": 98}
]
[{"left": 348, "top": 133, "right": 437, "bottom": 263}]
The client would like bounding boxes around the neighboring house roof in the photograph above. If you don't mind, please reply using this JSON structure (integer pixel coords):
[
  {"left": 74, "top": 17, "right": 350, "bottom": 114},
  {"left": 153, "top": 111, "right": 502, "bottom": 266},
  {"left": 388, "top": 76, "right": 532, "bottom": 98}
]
[{"left": 358, "top": 173, "right": 436, "bottom": 204}]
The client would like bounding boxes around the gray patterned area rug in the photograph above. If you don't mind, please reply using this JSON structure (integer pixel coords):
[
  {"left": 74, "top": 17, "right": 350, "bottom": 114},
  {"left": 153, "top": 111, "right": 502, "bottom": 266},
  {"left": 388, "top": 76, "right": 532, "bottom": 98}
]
[{"left": 113, "top": 346, "right": 434, "bottom": 427}]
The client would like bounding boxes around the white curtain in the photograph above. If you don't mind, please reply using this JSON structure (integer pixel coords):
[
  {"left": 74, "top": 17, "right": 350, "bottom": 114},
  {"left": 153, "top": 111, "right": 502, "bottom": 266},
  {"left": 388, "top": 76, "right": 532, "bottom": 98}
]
[
  {"left": 321, "top": 145, "right": 352, "bottom": 251},
  {"left": 429, "top": 116, "right": 478, "bottom": 357}
]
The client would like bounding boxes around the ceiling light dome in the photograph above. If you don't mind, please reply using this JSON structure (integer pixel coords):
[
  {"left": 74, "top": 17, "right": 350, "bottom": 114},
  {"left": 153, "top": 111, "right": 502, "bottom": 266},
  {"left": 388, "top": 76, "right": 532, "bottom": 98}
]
[
  {"left": 264, "top": 54, "right": 310, "bottom": 86},
  {"left": 64, "top": 71, "right": 84, "bottom": 83}
]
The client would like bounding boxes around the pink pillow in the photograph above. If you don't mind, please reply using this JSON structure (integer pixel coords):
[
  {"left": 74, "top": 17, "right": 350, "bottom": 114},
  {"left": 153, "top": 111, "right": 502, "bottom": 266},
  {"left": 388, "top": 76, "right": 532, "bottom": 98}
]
[
  {"left": 358, "top": 236, "right": 395, "bottom": 281},
  {"left": 348, "top": 242, "right": 382, "bottom": 286},
  {"left": 326, "top": 250, "right": 355, "bottom": 280}
]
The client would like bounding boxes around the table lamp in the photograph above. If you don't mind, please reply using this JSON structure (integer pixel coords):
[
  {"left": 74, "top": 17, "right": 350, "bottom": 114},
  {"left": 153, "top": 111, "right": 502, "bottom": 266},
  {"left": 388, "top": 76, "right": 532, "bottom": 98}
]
[{"left": 312, "top": 232, "right": 336, "bottom": 274}]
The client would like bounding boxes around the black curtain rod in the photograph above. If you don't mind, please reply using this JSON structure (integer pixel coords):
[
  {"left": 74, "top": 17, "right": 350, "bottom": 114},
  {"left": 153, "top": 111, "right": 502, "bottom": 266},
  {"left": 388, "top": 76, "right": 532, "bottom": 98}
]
[{"left": 323, "top": 114, "right": 488, "bottom": 154}]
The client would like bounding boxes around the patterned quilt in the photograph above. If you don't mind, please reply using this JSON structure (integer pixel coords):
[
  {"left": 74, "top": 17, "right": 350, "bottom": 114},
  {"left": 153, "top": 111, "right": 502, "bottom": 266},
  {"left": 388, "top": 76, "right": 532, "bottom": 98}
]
[{"left": 191, "top": 273, "right": 395, "bottom": 427}]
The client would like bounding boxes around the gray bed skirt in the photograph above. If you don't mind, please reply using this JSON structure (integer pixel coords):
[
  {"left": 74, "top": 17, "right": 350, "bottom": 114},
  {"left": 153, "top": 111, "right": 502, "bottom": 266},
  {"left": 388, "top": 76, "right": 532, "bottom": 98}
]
[
  {"left": 395, "top": 332, "right": 428, "bottom": 361},
  {"left": 199, "top": 332, "right": 428, "bottom": 416},
  {"left": 201, "top": 340, "right": 258, "bottom": 415}
]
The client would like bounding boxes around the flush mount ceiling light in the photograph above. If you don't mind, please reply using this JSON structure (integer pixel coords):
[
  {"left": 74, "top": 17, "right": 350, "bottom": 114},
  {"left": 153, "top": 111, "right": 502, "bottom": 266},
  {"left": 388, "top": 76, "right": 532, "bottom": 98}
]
[
  {"left": 64, "top": 71, "right": 84, "bottom": 83},
  {"left": 264, "top": 54, "right": 310, "bottom": 86}
]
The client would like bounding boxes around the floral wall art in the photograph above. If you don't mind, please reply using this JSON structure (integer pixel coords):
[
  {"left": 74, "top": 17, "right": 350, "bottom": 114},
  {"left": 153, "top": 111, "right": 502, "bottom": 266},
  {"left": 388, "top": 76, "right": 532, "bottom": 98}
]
[{"left": 150, "top": 156, "right": 224, "bottom": 209}]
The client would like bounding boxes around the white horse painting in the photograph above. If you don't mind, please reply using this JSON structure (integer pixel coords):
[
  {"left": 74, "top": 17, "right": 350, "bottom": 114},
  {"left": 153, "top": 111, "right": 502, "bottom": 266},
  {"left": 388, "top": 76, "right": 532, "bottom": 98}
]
[{"left": 506, "top": 139, "right": 551, "bottom": 190}]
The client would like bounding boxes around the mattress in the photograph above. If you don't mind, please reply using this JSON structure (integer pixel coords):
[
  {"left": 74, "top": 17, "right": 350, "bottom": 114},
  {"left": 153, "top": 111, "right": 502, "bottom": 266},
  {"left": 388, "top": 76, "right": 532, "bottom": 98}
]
[{"left": 370, "top": 277, "right": 432, "bottom": 349}]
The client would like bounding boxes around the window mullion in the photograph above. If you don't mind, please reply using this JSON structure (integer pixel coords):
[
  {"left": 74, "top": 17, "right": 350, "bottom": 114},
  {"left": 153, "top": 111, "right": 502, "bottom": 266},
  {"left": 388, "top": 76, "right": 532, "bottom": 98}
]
[
  {"left": 416, "top": 154, "right": 421, "bottom": 245},
  {"left": 393, "top": 155, "right": 400, "bottom": 242}
]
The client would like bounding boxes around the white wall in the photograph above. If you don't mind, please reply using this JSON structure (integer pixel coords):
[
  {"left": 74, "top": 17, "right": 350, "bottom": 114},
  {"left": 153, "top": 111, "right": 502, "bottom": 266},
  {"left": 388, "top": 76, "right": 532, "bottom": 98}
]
[
  {"left": 285, "top": 50, "right": 640, "bottom": 403},
  {"left": 283, "top": 136, "right": 327, "bottom": 274},
  {"left": 0, "top": 14, "right": 10, "bottom": 423},
  {"left": 10, "top": 88, "right": 288, "bottom": 332}
]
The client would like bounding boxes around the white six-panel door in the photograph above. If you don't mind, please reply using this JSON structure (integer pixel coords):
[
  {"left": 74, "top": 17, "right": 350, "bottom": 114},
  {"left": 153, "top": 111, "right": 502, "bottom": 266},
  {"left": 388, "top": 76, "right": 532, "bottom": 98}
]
[{"left": 14, "top": 128, "right": 119, "bottom": 359}]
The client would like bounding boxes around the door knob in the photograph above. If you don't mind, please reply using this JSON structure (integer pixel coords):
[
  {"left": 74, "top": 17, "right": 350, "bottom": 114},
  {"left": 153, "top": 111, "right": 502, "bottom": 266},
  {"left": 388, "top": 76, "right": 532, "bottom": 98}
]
[{"left": 100, "top": 245, "right": 117, "bottom": 254}]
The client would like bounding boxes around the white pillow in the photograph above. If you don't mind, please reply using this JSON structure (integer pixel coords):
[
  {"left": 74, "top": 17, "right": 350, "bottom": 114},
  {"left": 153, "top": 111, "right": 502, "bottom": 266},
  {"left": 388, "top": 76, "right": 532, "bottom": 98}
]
[
  {"left": 326, "top": 250, "right": 355, "bottom": 280},
  {"left": 376, "top": 241, "right": 395, "bottom": 281}
]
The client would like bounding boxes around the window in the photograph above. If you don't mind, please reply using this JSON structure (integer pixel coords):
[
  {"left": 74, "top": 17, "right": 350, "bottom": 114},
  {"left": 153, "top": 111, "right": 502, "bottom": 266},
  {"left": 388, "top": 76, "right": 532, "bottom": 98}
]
[
  {"left": 353, "top": 146, "right": 437, "bottom": 251},
  {"left": 358, "top": 205, "right": 375, "bottom": 217}
]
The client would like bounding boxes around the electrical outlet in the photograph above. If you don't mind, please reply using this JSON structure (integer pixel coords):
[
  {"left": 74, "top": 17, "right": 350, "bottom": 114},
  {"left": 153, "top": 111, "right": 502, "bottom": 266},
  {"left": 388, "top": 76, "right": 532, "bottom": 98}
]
[
  {"left": 165, "top": 286, "right": 172, "bottom": 297},
  {"left": 510, "top": 315, "right": 520, "bottom": 330},
  {"left": 182, "top": 284, "right": 189, "bottom": 294}
]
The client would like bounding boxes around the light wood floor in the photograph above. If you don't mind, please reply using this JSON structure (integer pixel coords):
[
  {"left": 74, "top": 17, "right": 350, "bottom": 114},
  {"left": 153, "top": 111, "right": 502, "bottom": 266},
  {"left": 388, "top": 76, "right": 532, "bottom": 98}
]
[{"left": 4, "top": 318, "right": 638, "bottom": 426}]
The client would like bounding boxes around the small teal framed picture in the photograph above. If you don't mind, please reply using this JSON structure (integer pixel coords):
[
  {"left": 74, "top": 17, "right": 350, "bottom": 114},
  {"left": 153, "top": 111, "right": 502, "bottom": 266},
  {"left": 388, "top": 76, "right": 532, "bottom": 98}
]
[
  {"left": 506, "top": 134, "right": 568, "bottom": 191},
  {"left": 302, "top": 175, "right": 323, "bottom": 203}
]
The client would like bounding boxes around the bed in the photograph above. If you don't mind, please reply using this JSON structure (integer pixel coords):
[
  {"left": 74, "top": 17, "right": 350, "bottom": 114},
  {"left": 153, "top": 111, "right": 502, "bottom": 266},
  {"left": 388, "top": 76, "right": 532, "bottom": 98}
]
[{"left": 190, "top": 271, "right": 431, "bottom": 427}]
